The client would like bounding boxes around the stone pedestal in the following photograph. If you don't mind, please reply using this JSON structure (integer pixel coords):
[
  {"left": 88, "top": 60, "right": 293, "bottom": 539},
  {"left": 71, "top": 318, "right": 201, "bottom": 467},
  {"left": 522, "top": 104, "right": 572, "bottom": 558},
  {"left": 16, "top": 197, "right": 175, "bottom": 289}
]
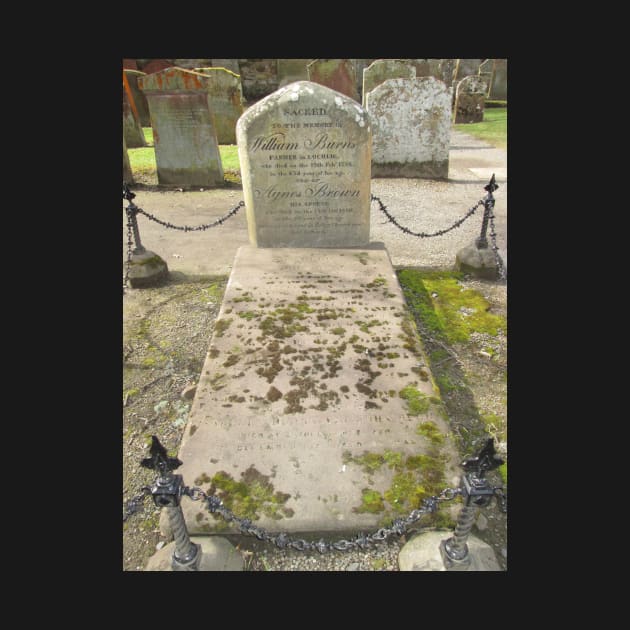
[
  {"left": 455, "top": 242, "right": 500, "bottom": 280},
  {"left": 128, "top": 250, "right": 169, "bottom": 288},
  {"left": 144, "top": 536, "right": 244, "bottom": 571},
  {"left": 398, "top": 530, "right": 501, "bottom": 571}
]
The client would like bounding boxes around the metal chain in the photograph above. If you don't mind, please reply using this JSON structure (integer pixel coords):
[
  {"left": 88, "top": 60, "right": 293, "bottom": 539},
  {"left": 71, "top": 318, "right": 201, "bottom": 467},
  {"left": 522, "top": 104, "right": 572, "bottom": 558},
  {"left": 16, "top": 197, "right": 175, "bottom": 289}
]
[
  {"left": 493, "top": 487, "right": 507, "bottom": 513},
  {"left": 487, "top": 204, "right": 507, "bottom": 281},
  {"left": 181, "top": 486, "right": 461, "bottom": 552},
  {"left": 135, "top": 201, "right": 244, "bottom": 232},
  {"left": 123, "top": 487, "right": 152, "bottom": 522},
  {"left": 371, "top": 194, "right": 484, "bottom": 238},
  {"left": 123, "top": 207, "right": 135, "bottom": 292}
]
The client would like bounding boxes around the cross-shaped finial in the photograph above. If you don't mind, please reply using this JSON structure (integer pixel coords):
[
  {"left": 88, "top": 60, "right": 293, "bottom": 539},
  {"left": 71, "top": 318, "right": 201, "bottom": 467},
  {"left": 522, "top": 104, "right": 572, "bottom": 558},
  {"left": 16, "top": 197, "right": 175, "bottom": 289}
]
[
  {"left": 484, "top": 173, "right": 498, "bottom": 193},
  {"left": 140, "top": 436, "right": 182, "bottom": 475},
  {"left": 123, "top": 182, "right": 136, "bottom": 202},
  {"left": 461, "top": 438, "right": 503, "bottom": 476}
]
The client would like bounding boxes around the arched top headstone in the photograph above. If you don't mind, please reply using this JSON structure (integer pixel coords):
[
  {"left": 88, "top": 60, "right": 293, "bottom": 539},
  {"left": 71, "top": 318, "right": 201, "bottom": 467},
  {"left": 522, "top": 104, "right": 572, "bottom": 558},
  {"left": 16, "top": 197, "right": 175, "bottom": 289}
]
[
  {"left": 456, "top": 75, "right": 488, "bottom": 96},
  {"left": 362, "top": 59, "right": 416, "bottom": 107}
]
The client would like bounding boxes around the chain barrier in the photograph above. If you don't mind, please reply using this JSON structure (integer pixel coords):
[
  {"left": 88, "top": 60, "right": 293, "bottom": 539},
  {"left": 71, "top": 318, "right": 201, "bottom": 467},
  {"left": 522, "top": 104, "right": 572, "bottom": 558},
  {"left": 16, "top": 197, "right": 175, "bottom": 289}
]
[{"left": 134, "top": 201, "right": 244, "bottom": 232}]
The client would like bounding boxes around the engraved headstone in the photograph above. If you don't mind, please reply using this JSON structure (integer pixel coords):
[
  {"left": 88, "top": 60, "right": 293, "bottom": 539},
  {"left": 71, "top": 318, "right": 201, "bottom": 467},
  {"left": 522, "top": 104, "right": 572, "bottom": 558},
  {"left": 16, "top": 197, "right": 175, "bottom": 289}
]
[
  {"left": 367, "top": 76, "right": 452, "bottom": 179},
  {"left": 277, "top": 59, "right": 310, "bottom": 88},
  {"left": 124, "top": 69, "right": 151, "bottom": 127},
  {"left": 194, "top": 67, "right": 245, "bottom": 144},
  {"left": 362, "top": 59, "right": 416, "bottom": 107},
  {"left": 122, "top": 80, "right": 146, "bottom": 148},
  {"left": 138, "top": 67, "right": 224, "bottom": 187},
  {"left": 236, "top": 80, "right": 371, "bottom": 247},
  {"left": 307, "top": 59, "right": 360, "bottom": 102},
  {"left": 454, "top": 75, "right": 488, "bottom": 124}
]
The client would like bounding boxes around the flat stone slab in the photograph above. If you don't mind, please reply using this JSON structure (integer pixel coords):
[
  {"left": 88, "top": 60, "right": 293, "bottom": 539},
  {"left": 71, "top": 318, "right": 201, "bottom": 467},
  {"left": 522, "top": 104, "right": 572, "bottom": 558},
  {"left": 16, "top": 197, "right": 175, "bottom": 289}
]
[
  {"left": 177, "top": 244, "right": 460, "bottom": 535},
  {"left": 398, "top": 530, "right": 501, "bottom": 571},
  {"left": 468, "top": 167, "right": 507, "bottom": 181},
  {"left": 144, "top": 536, "right": 244, "bottom": 571}
]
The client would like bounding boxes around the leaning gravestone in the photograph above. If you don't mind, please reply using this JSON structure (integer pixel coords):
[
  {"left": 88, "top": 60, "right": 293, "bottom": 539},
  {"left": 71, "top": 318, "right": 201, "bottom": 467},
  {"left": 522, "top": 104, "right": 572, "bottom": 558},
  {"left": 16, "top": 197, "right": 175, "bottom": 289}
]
[
  {"left": 236, "top": 81, "right": 371, "bottom": 247},
  {"left": 122, "top": 81, "right": 146, "bottom": 148},
  {"left": 307, "top": 59, "right": 360, "bottom": 102},
  {"left": 138, "top": 67, "right": 224, "bottom": 187},
  {"left": 277, "top": 59, "right": 310, "bottom": 87},
  {"left": 489, "top": 59, "right": 507, "bottom": 100},
  {"left": 194, "top": 67, "right": 244, "bottom": 144},
  {"left": 367, "top": 76, "right": 452, "bottom": 179},
  {"left": 124, "top": 69, "right": 151, "bottom": 126},
  {"left": 454, "top": 75, "right": 488, "bottom": 124},
  {"left": 361, "top": 59, "right": 416, "bottom": 107},
  {"left": 123, "top": 134, "right": 133, "bottom": 183}
]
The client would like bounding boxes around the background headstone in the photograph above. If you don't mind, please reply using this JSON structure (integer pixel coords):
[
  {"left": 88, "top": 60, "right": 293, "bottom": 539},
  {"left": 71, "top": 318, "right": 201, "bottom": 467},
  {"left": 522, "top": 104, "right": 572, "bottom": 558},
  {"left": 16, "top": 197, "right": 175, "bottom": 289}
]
[
  {"left": 454, "top": 75, "right": 488, "bottom": 123},
  {"left": 194, "top": 67, "right": 245, "bottom": 144},
  {"left": 478, "top": 59, "right": 494, "bottom": 96},
  {"left": 123, "top": 59, "right": 138, "bottom": 70},
  {"left": 123, "top": 134, "right": 133, "bottom": 183},
  {"left": 362, "top": 59, "right": 417, "bottom": 107},
  {"left": 124, "top": 69, "right": 151, "bottom": 127},
  {"left": 174, "top": 59, "right": 214, "bottom": 69},
  {"left": 489, "top": 59, "right": 507, "bottom": 100},
  {"left": 307, "top": 59, "right": 360, "bottom": 102},
  {"left": 123, "top": 80, "right": 147, "bottom": 148},
  {"left": 212, "top": 59, "right": 241, "bottom": 74},
  {"left": 277, "top": 59, "right": 310, "bottom": 88},
  {"left": 453, "top": 59, "right": 484, "bottom": 82},
  {"left": 139, "top": 67, "right": 224, "bottom": 187},
  {"left": 140, "top": 59, "right": 175, "bottom": 75},
  {"left": 236, "top": 80, "right": 372, "bottom": 247},
  {"left": 367, "top": 76, "right": 452, "bottom": 179}
]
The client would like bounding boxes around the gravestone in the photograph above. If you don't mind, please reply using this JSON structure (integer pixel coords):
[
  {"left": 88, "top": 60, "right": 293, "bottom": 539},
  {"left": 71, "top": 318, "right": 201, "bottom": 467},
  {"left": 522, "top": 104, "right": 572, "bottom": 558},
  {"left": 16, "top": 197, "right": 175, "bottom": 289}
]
[
  {"left": 453, "top": 59, "right": 484, "bottom": 82},
  {"left": 138, "top": 67, "right": 224, "bottom": 187},
  {"left": 277, "top": 59, "right": 310, "bottom": 88},
  {"left": 174, "top": 59, "right": 213, "bottom": 69},
  {"left": 194, "top": 67, "right": 245, "bottom": 144},
  {"left": 362, "top": 60, "right": 416, "bottom": 107},
  {"left": 123, "top": 134, "right": 133, "bottom": 183},
  {"left": 124, "top": 69, "right": 151, "bottom": 127},
  {"left": 123, "top": 81, "right": 147, "bottom": 148},
  {"left": 307, "top": 59, "right": 360, "bottom": 102},
  {"left": 367, "top": 76, "right": 452, "bottom": 179},
  {"left": 141, "top": 59, "right": 174, "bottom": 75},
  {"left": 479, "top": 59, "right": 494, "bottom": 96},
  {"left": 212, "top": 59, "right": 241, "bottom": 75},
  {"left": 123, "top": 59, "right": 138, "bottom": 70},
  {"left": 236, "top": 81, "right": 371, "bottom": 247},
  {"left": 454, "top": 75, "right": 488, "bottom": 124},
  {"left": 489, "top": 59, "right": 507, "bottom": 100}
]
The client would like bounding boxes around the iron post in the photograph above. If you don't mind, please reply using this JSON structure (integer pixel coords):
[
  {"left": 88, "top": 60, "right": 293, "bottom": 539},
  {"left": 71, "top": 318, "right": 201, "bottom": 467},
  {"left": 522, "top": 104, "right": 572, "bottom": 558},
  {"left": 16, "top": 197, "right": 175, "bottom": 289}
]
[
  {"left": 475, "top": 174, "right": 498, "bottom": 250},
  {"left": 123, "top": 182, "right": 146, "bottom": 255}
]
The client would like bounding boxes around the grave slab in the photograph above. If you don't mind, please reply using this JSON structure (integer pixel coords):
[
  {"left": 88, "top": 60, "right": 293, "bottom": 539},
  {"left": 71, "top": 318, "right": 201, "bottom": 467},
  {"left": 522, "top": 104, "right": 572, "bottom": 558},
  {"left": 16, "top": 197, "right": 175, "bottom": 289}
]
[{"left": 177, "top": 244, "right": 460, "bottom": 536}]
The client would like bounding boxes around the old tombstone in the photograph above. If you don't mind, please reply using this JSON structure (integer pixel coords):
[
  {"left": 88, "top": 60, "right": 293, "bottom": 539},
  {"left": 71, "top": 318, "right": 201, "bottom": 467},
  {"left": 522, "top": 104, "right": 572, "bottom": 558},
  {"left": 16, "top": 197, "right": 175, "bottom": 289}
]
[
  {"left": 174, "top": 59, "right": 213, "bottom": 69},
  {"left": 478, "top": 59, "right": 494, "bottom": 97},
  {"left": 123, "top": 81, "right": 147, "bottom": 148},
  {"left": 236, "top": 81, "right": 371, "bottom": 248},
  {"left": 453, "top": 59, "right": 484, "bottom": 82},
  {"left": 212, "top": 59, "right": 241, "bottom": 75},
  {"left": 141, "top": 59, "right": 174, "bottom": 75},
  {"left": 362, "top": 59, "right": 417, "bottom": 107},
  {"left": 489, "top": 59, "right": 507, "bottom": 100},
  {"left": 138, "top": 67, "right": 224, "bottom": 187},
  {"left": 123, "top": 134, "right": 133, "bottom": 183},
  {"left": 124, "top": 69, "right": 151, "bottom": 127},
  {"left": 367, "top": 76, "right": 452, "bottom": 179},
  {"left": 307, "top": 59, "right": 360, "bottom": 102},
  {"left": 454, "top": 75, "right": 488, "bottom": 124},
  {"left": 277, "top": 59, "right": 310, "bottom": 88},
  {"left": 194, "top": 67, "right": 245, "bottom": 144}
]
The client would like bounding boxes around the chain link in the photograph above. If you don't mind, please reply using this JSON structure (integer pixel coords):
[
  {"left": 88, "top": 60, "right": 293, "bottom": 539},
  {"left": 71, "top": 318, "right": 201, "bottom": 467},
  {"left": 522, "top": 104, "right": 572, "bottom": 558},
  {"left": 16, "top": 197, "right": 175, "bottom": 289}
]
[
  {"left": 371, "top": 194, "right": 484, "bottom": 238},
  {"left": 487, "top": 203, "right": 507, "bottom": 281},
  {"left": 123, "top": 487, "right": 151, "bottom": 522},
  {"left": 123, "top": 207, "right": 135, "bottom": 293},
  {"left": 135, "top": 200, "right": 244, "bottom": 232}
]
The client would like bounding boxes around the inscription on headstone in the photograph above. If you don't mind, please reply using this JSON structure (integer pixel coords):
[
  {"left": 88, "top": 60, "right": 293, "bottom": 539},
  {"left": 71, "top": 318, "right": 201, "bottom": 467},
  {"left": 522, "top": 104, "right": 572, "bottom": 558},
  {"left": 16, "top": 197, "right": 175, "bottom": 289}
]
[
  {"left": 236, "top": 81, "right": 371, "bottom": 247},
  {"left": 367, "top": 77, "right": 452, "bottom": 179},
  {"left": 307, "top": 59, "right": 360, "bottom": 102},
  {"left": 138, "top": 67, "right": 224, "bottom": 187},
  {"left": 454, "top": 75, "right": 488, "bottom": 123},
  {"left": 194, "top": 67, "right": 244, "bottom": 144},
  {"left": 362, "top": 59, "right": 417, "bottom": 107}
]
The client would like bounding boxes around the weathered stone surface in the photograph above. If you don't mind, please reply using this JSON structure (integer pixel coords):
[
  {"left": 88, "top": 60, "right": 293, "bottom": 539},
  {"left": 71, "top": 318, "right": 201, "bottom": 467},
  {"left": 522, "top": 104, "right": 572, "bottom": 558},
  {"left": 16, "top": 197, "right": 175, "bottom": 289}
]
[
  {"left": 174, "top": 58, "right": 214, "bottom": 69},
  {"left": 176, "top": 245, "right": 460, "bottom": 535},
  {"left": 212, "top": 59, "right": 241, "bottom": 74},
  {"left": 123, "top": 59, "right": 138, "bottom": 70},
  {"left": 144, "top": 536, "right": 244, "bottom": 571},
  {"left": 454, "top": 75, "right": 488, "bottom": 124},
  {"left": 455, "top": 242, "right": 499, "bottom": 279},
  {"left": 124, "top": 69, "right": 151, "bottom": 126},
  {"left": 128, "top": 250, "right": 169, "bottom": 287},
  {"left": 453, "top": 58, "right": 484, "bottom": 82},
  {"left": 238, "top": 59, "right": 279, "bottom": 100},
  {"left": 193, "top": 67, "right": 244, "bottom": 144},
  {"left": 398, "top": 530, "right": 501, "bottom": 571},
  {"left": 141, "top": 59, "right": 174, "bottom": 75},
  {"left": 236, "top": 80, "right": 371, "bottom": 248},
  {"left": 489, "top": 59, "right": 507, "bottom": 100},
  {"left": 307, "top": 59, "right": 360, "bottom": 102},
  {"left": 277, "top": 59, "right": 310, "bottom": 87},
  {"left": 367, "top": 77, "right": 452, "bottom": 179},
  {"left": 123, "top": 134, "right": 133, "bottom": 184},
  {"left": 139, "top": 67, "right": 224, "bottom": 187},
  {"left": 123, "top": 80, "right": 146, "bottom": 148},
  {"left": 362, "top": 59, "right": 416, "bottom": 107}
]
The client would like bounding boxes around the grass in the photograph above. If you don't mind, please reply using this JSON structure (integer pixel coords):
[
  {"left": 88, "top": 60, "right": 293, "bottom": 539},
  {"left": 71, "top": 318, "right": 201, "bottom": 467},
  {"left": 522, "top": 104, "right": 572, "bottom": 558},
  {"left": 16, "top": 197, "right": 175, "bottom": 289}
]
[{"left": 453, "top": 107, "right": 507, "bottom": 148}]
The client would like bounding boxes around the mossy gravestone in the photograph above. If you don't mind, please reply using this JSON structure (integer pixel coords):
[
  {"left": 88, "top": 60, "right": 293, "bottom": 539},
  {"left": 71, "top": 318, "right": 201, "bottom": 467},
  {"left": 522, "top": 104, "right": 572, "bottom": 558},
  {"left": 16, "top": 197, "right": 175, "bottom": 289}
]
[
  {"left": 454, "top": 75, "right": 488, "bottom": 124},
  {"left": 138, "top": 67, "right": 224, "bottom": 188},
  {"left": 362, "top": 59, "right": 417, "bottom": 107},
  {"left": 367, "top": 77, "right": 452, "bottom": 179},
  {"left": 236, "top": 81, "right": 372, "bottom": 247}
]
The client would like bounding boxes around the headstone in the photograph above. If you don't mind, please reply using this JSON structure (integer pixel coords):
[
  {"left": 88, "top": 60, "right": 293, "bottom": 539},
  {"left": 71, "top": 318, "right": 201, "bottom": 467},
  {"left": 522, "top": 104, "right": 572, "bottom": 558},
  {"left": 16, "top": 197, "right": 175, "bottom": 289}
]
[
  {"left": 138, "top": 67, "right": 224, "bottom": 187},
  {"left": 454, "top": 75, "right": 488, "bottom": 124},
  {"left": 307, "top": 59, "right": 360, "bottom": 102},
  {"left": 194, "top": 67, "right": 245, "bottom": 144},
  {"left": 353, "top": 59, "right": 376, "bottom": 101},
  {"left": 212, "top": 59, "right": 241, "bottom": 75},
  {"left": 479, "top": 59, "right": 494, "bottom": 97},
  {"left": 367, "top": 76, "right": 452, "bottom": 179},
  {"left": 437, "top": 59, "right": 457, "bottom": 87},
  {"left": 361, "top": 60, "right": 417, "bottom": 107},
  {"left": 123, "top": 134, "right": 134, "bottom": 183},
  {"left": 453, "top": 59, "right": 484, "bottom": 82},
  {"left": 174, "top": 58, "right": 214, "bottom": 69},
  {"left": 123, "top": 81, "right": 147, "bottom": 148},
  {"left": 489, "top": 59, "right": 507, "bottom": 100},
  {"left": 123, "top": 59, "right": 138, "bottom": 70},
  {"left": 277, "top": 59, "right": 310, "bottom": 88},
  {"left": 141, "top": 59, "right": 174, "bottom": 75},
  {"left": 236, "top": 81, "right": 371, "bottom": 248},
  {"left": 124, "top": 69, "right": 151, "bottom": 127}
]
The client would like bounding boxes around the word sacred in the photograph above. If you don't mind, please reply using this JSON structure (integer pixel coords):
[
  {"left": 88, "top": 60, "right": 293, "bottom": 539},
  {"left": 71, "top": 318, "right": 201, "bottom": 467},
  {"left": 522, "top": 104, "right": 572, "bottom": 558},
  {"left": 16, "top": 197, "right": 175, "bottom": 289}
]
[
  {"left": 283, "top": 108, "right": 327, "bottom": 116},
  {"left": 251, "top": 132, "right": 356, "bottom": 152}
]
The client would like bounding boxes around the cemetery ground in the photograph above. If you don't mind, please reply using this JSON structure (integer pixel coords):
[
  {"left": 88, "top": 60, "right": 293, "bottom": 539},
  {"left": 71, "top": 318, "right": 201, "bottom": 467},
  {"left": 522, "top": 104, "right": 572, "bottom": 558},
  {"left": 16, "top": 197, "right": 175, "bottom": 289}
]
[{"left": 123, "top": 115, "right": 507, "bottom": 571}]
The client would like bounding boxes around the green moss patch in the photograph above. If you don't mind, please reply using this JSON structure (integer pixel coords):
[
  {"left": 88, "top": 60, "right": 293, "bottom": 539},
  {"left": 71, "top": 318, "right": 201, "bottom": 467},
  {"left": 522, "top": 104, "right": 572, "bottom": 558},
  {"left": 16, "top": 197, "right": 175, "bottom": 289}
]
[{"left": 399, "top": 385, "right": 430, "bottom": 415}]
